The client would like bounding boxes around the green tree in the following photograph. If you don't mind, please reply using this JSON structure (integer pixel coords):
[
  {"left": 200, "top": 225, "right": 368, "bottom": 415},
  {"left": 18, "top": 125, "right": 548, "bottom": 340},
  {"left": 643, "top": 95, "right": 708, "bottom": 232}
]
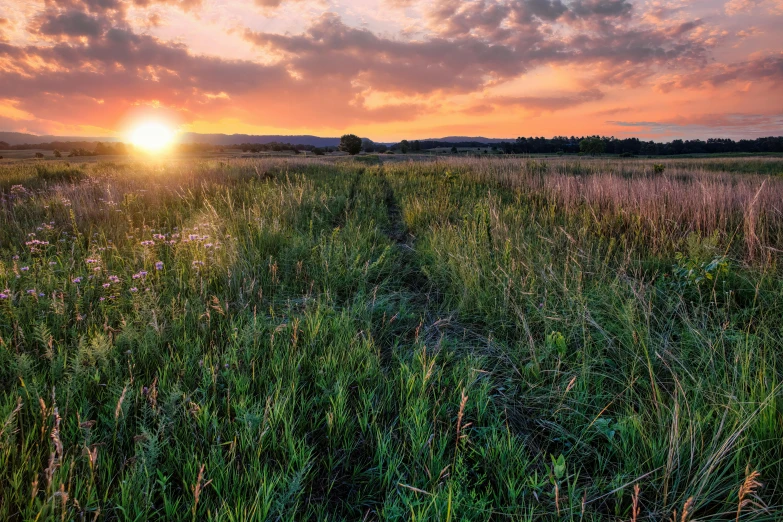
[
  {"left": 451, "top": 146, "right": 458, "bottom": 153},
  {"left": 399, "top": 140, "right": 410, "bottom": 154},
  {"left": 579, "top": 137, "right": 605, "bottom": 156},
  {"left": 339, "top": 134, "right": 363, "bottom": 155}
]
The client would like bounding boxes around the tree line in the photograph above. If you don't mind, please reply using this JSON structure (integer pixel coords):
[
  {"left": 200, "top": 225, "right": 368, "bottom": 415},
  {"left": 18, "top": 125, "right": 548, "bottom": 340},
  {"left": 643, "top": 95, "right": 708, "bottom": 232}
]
[
  {"left": 3, "top": 135, "right": 782, "bottom": 157},
  {"left": 400, "top": 136, "right": 783, "bottom": 155}
]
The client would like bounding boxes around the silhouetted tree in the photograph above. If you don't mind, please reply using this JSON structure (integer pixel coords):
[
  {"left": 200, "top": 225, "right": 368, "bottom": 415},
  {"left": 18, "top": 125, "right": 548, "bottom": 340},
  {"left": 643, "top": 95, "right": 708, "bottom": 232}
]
[{"left": 339, "top": 134, "right": 362, "bottom": 155}]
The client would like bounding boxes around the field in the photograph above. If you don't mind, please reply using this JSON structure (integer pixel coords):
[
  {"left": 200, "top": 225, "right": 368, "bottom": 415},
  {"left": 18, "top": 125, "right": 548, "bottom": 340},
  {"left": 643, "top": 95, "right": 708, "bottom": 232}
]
[{"left": 0, "top": 156, "right": 781, "bottom": 520}]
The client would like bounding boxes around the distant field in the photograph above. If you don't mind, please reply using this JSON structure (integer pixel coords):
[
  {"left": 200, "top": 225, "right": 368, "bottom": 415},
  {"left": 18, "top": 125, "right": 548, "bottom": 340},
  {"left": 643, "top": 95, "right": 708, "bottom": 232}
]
[{"left": 0, "top": 157, "right": 781, "bottom": 520}]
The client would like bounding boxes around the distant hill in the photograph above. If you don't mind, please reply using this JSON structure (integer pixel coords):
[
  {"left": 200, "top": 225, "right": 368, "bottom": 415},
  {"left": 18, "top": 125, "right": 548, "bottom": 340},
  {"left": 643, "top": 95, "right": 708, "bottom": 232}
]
[
  {"left": 0, "top": 132, "right": 120, "bottom": 146},
  {"left": 179, "top": 133, "right": 344, "bottom": 147},
  {"left": 1, "top": 130, "right": 516, "bottom": 148},
  {"left": 425, "top": 136, "right": 514, "bottom": 144}
]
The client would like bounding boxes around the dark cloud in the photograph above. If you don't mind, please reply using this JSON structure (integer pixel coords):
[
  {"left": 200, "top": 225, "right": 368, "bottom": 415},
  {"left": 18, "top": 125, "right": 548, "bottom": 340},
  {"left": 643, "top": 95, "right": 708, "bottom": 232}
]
[
  {"left": 37, "top": 11, "right": 106, "bottom": 37},
  {"left": 525, "top": 0, "right": 568, "bottom": 20},
  {"left": 245, "top": 13, "right": 525, "bottom": 95},
  {"left": 568, "top": 0, "right": 633, "bottom": 19},
  {"left": 246, "top": 7, "right": 709, "bottom": 99}
]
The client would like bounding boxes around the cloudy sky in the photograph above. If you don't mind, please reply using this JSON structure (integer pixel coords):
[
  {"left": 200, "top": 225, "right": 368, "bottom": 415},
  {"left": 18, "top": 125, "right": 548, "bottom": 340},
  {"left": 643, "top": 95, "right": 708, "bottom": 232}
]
[{"left": 0, "top": 0, "right": 781, "bottom": 140}]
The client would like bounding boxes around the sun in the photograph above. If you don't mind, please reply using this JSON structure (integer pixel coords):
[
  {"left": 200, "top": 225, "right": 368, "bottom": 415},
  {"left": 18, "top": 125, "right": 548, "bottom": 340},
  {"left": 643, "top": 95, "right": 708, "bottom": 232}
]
[{"left": 129, "top": 121, "right": 176, "bottom": 152}]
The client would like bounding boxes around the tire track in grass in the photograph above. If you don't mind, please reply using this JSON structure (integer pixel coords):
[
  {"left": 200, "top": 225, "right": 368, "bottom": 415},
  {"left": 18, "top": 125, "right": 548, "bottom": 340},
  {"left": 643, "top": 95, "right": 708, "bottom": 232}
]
[{"left": 376, "top": 168, "right": 544, "bottom": 452}]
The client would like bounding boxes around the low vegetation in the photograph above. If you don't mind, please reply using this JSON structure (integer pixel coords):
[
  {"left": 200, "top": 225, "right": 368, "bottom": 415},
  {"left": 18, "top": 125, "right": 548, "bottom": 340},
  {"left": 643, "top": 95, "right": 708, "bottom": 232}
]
[{"left": 0, "top": 156, "right": 781, "bottom": 520}]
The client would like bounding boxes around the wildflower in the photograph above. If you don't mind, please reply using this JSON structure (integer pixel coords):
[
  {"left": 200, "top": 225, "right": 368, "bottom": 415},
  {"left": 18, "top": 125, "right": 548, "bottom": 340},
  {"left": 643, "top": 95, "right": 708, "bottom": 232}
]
[
  {"left": 49, "top": 262, "right": 57, "bottom": 266},
  {"left": 38, "top": 293, "right": 44, "bottom": 297},
  {"left": 99, "top": 297, "right": 106, "bottom": 302},
  {"left": 132, "top": 271, "right": 148, "bottom": 279},
  {"left": 140, "top": 240, "right": 154, "bottom": 246},
  {"left": 109, "top": 275, "right": 120, "bottom": 283},
  {"left": 192, "top": 260, "right": 204, "bottom": 267},
  {"left": 153, "top": 234, "right": 166, "bottom": 241},
  {"left": 85, "top": 258, "right": 99, "bottom": 264},
  {"left": 204, "top": 243, "right": 213, "bottom": 249},
  {"left": 188, "top": 234, "right": 199, "bottom": 241},
  {"left": 103, "top": 283, "right": 111, "bottom": 289},
  {"left": 20, "top": 266, "right": 29, "bottom": 271},
  {"left": 13, "top": 255, "right": 20, "bottom": 261},
  {"left": 130, "top": 287, "right": 138, "bottom": 293},
  {"left": 0, "top": 293, "right": 7, "bottom": 299},
  {"left": 27, "top": 289, "right": 36, "bottom": 295},
  {"left": 72, "top": 277, "right": 82, "bottom": 283},
  {"left": 155, "top": 261, "right": 164, "bottom": 270}
]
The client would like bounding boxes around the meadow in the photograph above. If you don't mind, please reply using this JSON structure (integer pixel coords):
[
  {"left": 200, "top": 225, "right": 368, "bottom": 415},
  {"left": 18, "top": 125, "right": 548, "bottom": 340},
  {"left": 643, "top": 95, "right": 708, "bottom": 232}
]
[{"left": 0, "top": 156, "right": 781, "bottom": 520}]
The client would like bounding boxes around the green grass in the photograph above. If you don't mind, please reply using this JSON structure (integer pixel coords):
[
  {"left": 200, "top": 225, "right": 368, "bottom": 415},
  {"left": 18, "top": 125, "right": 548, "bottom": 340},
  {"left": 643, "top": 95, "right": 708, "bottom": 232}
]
[{"left": 0, "top": 157, "right": 781, "bottom": 520}]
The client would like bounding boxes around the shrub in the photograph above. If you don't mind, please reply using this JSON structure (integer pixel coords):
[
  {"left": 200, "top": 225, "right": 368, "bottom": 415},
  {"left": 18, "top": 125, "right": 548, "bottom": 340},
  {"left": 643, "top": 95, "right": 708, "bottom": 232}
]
[{"left": 653, "top": 163, "right": 666, "bottom": 173}]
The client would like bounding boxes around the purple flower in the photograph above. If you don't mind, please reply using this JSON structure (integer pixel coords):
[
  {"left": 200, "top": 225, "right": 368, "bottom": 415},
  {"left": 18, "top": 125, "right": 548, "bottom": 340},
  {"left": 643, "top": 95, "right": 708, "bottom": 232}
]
[
  {"left": 102, "top": 283, "right": 111, "bottom": 288},
  {"left": 130, "top": 287, "right": 138, "bottom": 293},
  {"left": 38, "top": 293, "right": 45, "bottom": 297},
  {"left": 72, "top": 277, "right": 82, "bottom": 283},
  {"left": 155, "top": 261, "right": 164, "bottom": 270},
  {"left": 20, "top": 266, "right": 29, "bottom": 272},
  {"left": 26, "top": 289, "right": 35, "bottom": 295},
  {"left": 0, "top": 293, "right": 8, "bottom": 299}
]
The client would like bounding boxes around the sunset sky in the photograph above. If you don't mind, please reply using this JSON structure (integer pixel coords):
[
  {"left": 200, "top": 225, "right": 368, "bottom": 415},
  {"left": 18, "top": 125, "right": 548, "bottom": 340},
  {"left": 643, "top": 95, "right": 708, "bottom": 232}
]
[{"left": 0, "top": 0, "right": 781, "bottom": 141}]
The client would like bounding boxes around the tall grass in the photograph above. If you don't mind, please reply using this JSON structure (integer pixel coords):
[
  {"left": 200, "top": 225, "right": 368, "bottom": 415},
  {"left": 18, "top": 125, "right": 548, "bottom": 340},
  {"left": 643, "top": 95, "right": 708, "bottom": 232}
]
[{"left": 0, "top": 156, "right": 780, "bottom": 520}]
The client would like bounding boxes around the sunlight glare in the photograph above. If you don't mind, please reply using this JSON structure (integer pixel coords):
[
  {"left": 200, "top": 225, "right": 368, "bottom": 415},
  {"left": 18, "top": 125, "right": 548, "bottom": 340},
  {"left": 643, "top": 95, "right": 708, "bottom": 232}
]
[{"left": 129, "top": 122, "right": 175, "bottom": 152}]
